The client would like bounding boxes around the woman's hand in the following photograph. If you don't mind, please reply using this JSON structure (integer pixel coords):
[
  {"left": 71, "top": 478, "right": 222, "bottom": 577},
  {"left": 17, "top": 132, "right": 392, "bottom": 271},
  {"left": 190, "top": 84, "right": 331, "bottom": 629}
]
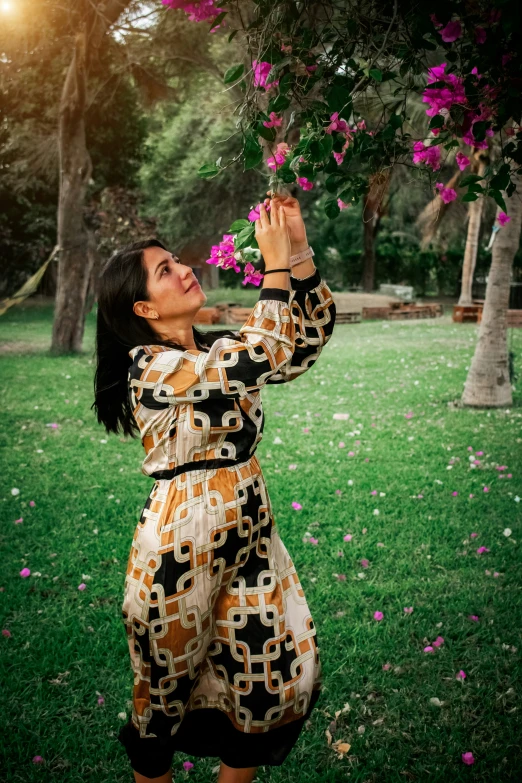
[
  {"left": 254, "top": 200, "right": 291, "bottom": 268},
  {"left": 264, "top": 191, "right": 308, "bottom": 252}
]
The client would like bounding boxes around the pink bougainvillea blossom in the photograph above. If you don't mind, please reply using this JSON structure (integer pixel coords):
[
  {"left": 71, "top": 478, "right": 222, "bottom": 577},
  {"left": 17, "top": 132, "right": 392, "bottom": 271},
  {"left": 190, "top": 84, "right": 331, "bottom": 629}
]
[
  {"left": 435, "top": 182, "right": 458, "bottom": 203},
  {"left": 424, "top": 645, "right": 434, "bottom": 653},
  {"left": 29, "top": 500, "right": 35, "bottom": 507},
  {"left": 183, "top": 761, "right": 195, "bottom": 771},
  {"left": 309, "top": 536, "right": 319, "bottom": 545},
  {"left": 266, "top": 142, "right": 291, "bottom": 170},
  {"left": 343, "top": 533, "right": 353, "bottom": 542},
  {"left": 262, "top": 111, "right": 282, "bottom": 128},
  {"left": 326, "top": 111, "right": 349, "bottom": 134},
  {"left": 32, "top": 756, "right": 44, "bottom": 764},
  {"left": 440, "top": 19, "right": 462, "bottom": 42},
  {"left": 373, "top": 611, "right": 384, "bottom": 621},
  {"left": 78, "top": 583, "right": 87, "bottom": 591},
  {"left": 497, "top": 212, "right": 511, "bottom": 226},
  {"left": 475, "top": 27, "right": 487, "bottom": 44},
  {"left": 456, "top": 669, "right": 467, "bottom": 680},
  {"left": 422, "top": 63, "right": 466, "bottom": 118},
  {"left": 296, "top": 177, "right": 314, "bottom": 191},
  {"left": 248, "top": 202, "right": 271, "bottom": 222},
  {"left": 291, "top": 502, "right": 302, "bottom": 510},
  {"left": 462, "top": 752, "right": 475, "bottom": 765},
  {"left": 403, "top": 606, "right": 414, "bottom": 614},
  {"left": 468, "top": 614, "right": 479, "bottom": 622},
  {"left": 243, "top": 263, "right": 263, "bottom": 287},
  {"left": 382, "top": 662, "right": 392, "bottom": 670},
  {"left": 206, "top": 234, "right": 241, "bottom": 272},
  {"left": 252, "top": 60, "right": 279, "bottom": 91},
  {"left": 162, "top": 0, "right": 225, "bottom": 29},
  {"left": 2, "top": 629, "right": 11, "bottom": 637},
  {"left": 337, "top": 198, "right": 351, "bottom": 210},
  {"left": 432, "top": 635, "right": 445, "bottom": 647},
  {"left": 306, "top": 64, "right": 318, "bottom": 73},
  {"left": 455, "top": 151, "right": 470, "bottom": 171},
  {"left": 360, "top": 558, "right": 370, "bottom": 568},
  {"left": 476, "top": 546, "right": 490, "bottom": 554},
  {"left": 20, "top": 568, "right": 31, "bottom": 578},
  {"left": 412, "top": 141, "right": 441, "bottom": 171}
]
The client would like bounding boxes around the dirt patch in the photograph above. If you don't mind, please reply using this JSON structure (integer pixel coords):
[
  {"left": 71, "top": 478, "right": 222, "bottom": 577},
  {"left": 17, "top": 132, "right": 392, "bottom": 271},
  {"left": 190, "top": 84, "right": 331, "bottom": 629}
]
[{"left": 0, "top": 340, "right": 49, "bottom": 355}]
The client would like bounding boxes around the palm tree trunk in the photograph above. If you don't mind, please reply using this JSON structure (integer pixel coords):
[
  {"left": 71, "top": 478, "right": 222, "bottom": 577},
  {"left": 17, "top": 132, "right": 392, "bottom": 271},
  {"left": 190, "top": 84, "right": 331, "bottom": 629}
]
[
  {"left": 461, "top": 170, "right": 522, "bottom": 407},
  {"left": 458, "top": 149, "right": 490, "bottom": 305},
  {"left": 361, "top": 170, "right": 390, "bottom": 292}
]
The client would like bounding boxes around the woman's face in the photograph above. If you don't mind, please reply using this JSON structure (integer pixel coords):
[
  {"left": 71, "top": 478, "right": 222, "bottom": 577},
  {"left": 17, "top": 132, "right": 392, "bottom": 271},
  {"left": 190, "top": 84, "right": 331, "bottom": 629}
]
[{"left": 134, "top": 246, "right": 207, "bottom": 322}]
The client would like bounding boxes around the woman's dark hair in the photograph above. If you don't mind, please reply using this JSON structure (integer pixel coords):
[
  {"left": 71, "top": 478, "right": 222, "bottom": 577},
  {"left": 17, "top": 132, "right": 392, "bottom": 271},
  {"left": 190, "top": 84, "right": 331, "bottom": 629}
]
[{"left": 91, "top": 238, "right": 238, "bottom": 438}]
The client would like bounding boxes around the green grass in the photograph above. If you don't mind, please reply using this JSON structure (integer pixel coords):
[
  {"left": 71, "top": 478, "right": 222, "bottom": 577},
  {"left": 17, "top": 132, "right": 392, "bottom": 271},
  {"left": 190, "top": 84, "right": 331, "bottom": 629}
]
[{"left": 1, "top": 300, "right": 521, "bottom": 782}]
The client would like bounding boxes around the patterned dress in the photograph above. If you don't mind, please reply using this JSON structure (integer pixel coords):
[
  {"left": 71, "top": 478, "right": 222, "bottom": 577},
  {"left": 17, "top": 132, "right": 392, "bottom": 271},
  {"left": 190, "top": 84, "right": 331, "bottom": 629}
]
[{"left": 117, "top": 268, "right": 336, "bottom": 777}]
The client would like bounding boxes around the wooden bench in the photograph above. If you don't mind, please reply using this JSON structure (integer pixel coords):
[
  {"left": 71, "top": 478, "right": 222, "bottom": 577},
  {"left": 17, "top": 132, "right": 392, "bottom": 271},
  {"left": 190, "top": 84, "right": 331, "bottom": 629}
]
[
  {"left": 362, "top": 306, "right": 392, "bottom": 320},
  {"left": 335, "top": 311, "right": 361, "bottom": 324},
  {"left": 453, "top": 304, "right": 483, "bottom": 323}
]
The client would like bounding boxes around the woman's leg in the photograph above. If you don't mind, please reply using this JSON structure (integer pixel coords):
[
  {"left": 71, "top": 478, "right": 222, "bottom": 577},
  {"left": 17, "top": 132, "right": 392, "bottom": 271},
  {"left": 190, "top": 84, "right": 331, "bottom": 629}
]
[
  {"left": 217, "top": 761, "right": 258, "bottom": 783},
  {"left": 133, "top": 769, "right": 172, "bottom": 783}
]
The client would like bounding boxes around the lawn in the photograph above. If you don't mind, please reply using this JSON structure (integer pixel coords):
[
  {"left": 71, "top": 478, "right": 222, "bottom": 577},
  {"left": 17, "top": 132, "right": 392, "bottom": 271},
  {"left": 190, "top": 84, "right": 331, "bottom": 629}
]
[{"left": 1, "top": 299, "right": 521, "bottom": 782}]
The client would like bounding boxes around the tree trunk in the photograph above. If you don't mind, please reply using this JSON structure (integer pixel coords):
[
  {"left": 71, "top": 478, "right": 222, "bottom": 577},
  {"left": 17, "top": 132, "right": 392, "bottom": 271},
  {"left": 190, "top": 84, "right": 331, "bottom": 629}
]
[
  {"left": 361, "top": 170, "right": 390, "bottom": 292},
  {"left": 51, "top": 30, "right": 93, "bottom": 354},
  {"left": 458, "top": 149, "right": 490, "bottom": 305},
  {"left": 461, "top": 170, "right": 522, "bottom": 407},
  {"left": 51, "top": 1, "right": 131, "bottom": 354}
]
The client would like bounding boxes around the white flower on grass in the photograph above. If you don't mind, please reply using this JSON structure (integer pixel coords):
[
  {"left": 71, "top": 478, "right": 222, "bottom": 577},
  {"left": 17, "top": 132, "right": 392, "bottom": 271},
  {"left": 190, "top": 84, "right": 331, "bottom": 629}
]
[{"left": 11, "top": 488, "right": 20, "bottom": 496}]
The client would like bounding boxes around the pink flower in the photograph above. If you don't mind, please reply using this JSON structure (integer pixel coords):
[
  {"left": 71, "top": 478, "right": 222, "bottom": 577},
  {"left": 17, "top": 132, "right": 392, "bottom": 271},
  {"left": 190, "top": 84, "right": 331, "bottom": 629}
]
[
  {"left": 424, "top": 645, "right": 434, "bottom": 653},
  {"left": 309, "top": 536, "right": 319, "bottom": 545},
  {"left": 452, "top": 491, "right": 458, "bottom": 496},
  {"left": 326, "top": 111, "right": 349, "bottom": 134},
  {"left": 422, "top": 64, "right": 466, "bottom": 119},
  {"left": 183, "top": 761, "right": 195, "bottom": 771},
  {"left": 266, "top": 142, "right": 291, "bottom": 170},
  {"left": 404, "top": 411, "right": 414, "bottom": 419},
  {"left": 462, "top": 752, "right": 475, "bottom": 765},
  {"left": 440, "top": 19, "right": 462, "bottom": 42},
  {"left": 412, "top": 141, "right": 441, "bottom": 171},
  {"left": 333, "top": 151, "right": 345, "bottom": 165},
  {"left": 296, "top": 176, "right": 314, "bottom": 191},
  {"left": 360, "top": 558, "right": 370, "bottom": 568},
  {"left": 343, "top": 534, "right": 353, "bottom": 542},
  {"left": 483, "top": 486, "right": 489, "bottom": 493},
  {"left": 337, "top": 198, "right": 351, "bottom": 210},
  {"left": 373, "top": 611, "right": 384, "bottom": 621},
  {"left": 417, "top": 494, "right": 424, "bottom": 499},
  {"left": 432, "top": 636, "right": 445, "bottom": 647},
  {"left": 262, "top": 111, "right": 282, "bottom": 128},
  {"left": 280, "top": 43, "right": 292, "bottom": 54},
  {"left": 455, "top": 151, "right": 470, "bottom": 171},
  {"left": 291, "top": 502, "right": 302, "bottom": 510},
  {"left": 475, "top": 27, "right": 487, "bottom": 44},
  {"left": 336, "top": 573, "right": 346, "bottom": 581},
  {"left": 497, "top": 212, "right": 511, "bottom": 226},
  {"left": 20, "top": 568, "right": 31, "bottom": 578},
  {"left": 252, "top": 60, "right": 279, "bottom": 91},
  {"left": 162, "top": 1, "right": 225, "bottom": 26},
  {"left": 206, "top": 234, "right": 241, "bottom": 272},
  {"left": 403, "top": 607, "right": 414, "bottom": 614},
  {"left": 476, "top": 546, "right": 490, "bottom": 554},
  {"left": 243, "top": 262, "right": 263, "bottom": 287},
  {"left": 2, "top": 629, "right": 11, "bottom": 637},
  {"left": 32, "top": 756, "right": 44, "bottom": 764},
  {"left": 382, "top": 662, "right": 392, "bottom": 670},
  {"left": 29, "top": 500, "right": 35, "bottom": 507},
  {"left": 306, "top": 64, "right": 318, "bottom": 73},
  {"left": 470, "top": 532, "right": 478, "bottom": 538},
  {"left": 371, "top": 490, "right": 377, "bottom": 496},
  {"left": 456, "top": 670, "right": 467, "bottom": 680},
  {"left": 248, "top": 202, "right": 271, "bottom": 222},
  {"left": 435, "top": 182, "right": 458, "bottom": 203},
  {"left": 78, "top": 583, "right": 87, "bottom": 591},
  {"left": 97, "top": 696, "right": 105, "bottom": 705},
  {"left": 468, "top": 615, "right": 479, "bottom": 622},
  {"left": 14, "top": 517, "right": 23, "bottom": 524},
  {"left": 430, "top": 13, "right": 442, "bottom": 29}
]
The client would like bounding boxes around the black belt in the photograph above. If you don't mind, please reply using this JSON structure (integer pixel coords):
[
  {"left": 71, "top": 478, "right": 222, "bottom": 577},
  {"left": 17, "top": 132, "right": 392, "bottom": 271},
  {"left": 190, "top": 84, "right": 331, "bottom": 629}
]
[{"left": 150, "top": 450, "right": 255, "bottom": 481}]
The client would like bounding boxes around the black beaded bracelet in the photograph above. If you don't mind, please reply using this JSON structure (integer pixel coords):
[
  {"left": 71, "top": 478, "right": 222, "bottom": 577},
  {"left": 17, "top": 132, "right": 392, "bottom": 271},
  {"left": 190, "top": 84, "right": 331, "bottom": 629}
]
[{"left": 263, "top": 268, "right": 291, "bottom": 274}]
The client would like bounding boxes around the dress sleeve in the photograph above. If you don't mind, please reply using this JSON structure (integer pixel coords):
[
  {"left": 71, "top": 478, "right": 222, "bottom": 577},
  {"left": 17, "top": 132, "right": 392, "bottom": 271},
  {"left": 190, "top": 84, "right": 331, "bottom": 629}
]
[
  {"left": 128, "top": 289, "right": 295, "bottom": 408},
  {"left": 265, "top": 267, "right": 336, "bottom": 384}
]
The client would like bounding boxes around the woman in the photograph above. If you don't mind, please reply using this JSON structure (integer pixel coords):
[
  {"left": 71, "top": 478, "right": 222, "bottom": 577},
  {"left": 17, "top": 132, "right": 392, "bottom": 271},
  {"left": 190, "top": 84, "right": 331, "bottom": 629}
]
[{"left": 93, "top": 195, "right": 336, "bottom": 782}]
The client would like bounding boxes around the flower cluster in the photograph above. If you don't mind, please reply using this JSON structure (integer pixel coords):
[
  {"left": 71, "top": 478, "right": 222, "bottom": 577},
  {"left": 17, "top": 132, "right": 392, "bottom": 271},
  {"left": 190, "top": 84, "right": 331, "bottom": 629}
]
[{"left": 161, "top": 0, "right": 225, "bottom": 30}]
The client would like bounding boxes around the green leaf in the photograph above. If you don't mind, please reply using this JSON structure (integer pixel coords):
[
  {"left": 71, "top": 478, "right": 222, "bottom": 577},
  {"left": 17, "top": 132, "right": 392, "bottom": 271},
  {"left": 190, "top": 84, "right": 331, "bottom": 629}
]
[
  {"left": 325, "top": 173, "right": 346, "bottom": 193},
  {"left": 210, "top": 11, "right": 227, "bottom": 30},
  {"left": 460, "top": 174, "right": 483, "bottom": 187},
  {"left": 326, "top": 84, "right": 351, "bottom": 113},
  {"left": 429, "top": 114, "right": 445, "bottom": 129},
  {"left": 228, "top": 29, "right": 238, "bottom": 43},
  {"left": 224, "top": 63, "right": 244, "bottom": 84},
  {"left": 198, "top": 163, "right": 220, "bottom": 179},
  {"left": 489, "top": 188, "right": 507, "bottom": 212},
  {"left": 472, "top": 121, "right": 487, "bottom": 143},
  {"left": 243, "top": 135, "right": 263, "bottom": 171},
  {"left": 229, "top": 219, "right": 251, "bottom": 233},
  {"left": 489, "top": 163, "right": 511, "bottom": 192},
  {"left": 256, "top": 122, "right": 277, "bottom": 142},
  {"left": 467, "top": 183, "right": 485, "bottom": 194},
  {"left": 278, "top": 72, "right": 294, "bottom": 95},
  {"left": 320, "top": 134, "right": 333, "bottom": 159},
  {"left": 234, "top": 225, "right": 255, "bottom": 250},
  {"left": 369, "top": 68, "right": 382, "bottom": 82},
  {"left": 389, "top": 113, "right": 403, "bottom": 129},
  {"left": 309, "top": 140, "right": 323, "bottom": 163},
  {"left": 443, "top": 139, "right": 460, "bottom": 150},
  {"left": 269, "top": 94, "right": 291, "bottom": 113},
  {"left": 325, "top": 198, "right": 341, "bottom": 219},
  {"left": 462, "top": 192, "right": 479, "bottom": 202}
]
